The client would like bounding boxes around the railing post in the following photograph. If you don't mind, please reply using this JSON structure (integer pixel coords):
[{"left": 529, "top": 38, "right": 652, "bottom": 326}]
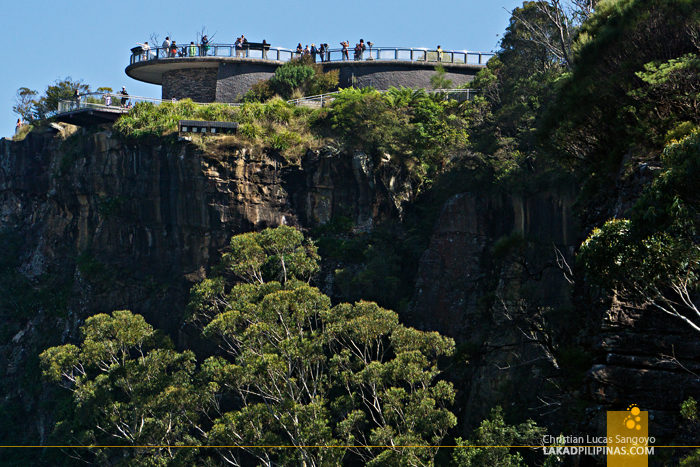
[
  {"left": 479, "top": 53, "right": 482, "bottom": 64},
  {"left": 395, "top": 49, "right": 398, "bottom": 60},
  {"left": 277, "top": 49, "right": 280, "bottom": 61}
]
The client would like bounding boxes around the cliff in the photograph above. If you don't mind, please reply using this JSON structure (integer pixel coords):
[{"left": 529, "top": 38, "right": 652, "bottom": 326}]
[{"left": 1, "top": 125, "right": 695, "bottom": 451}]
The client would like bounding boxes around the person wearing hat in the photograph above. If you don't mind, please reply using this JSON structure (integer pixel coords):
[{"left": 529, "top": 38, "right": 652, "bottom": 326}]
[
  {"left": 310, "top": 44, "right": 318, "bottom": 63},
  {"left": 119, "top": 87, "right": 129, "bottom": 108}
]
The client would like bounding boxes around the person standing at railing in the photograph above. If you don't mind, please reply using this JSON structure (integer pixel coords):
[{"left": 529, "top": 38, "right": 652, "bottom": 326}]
[
  {"left": 318, "top": 43, "right": 325, "bottom": 62},
  {"left": 142, "top": 42, "right": 151, "bottom": 60},
  {"left": 73, "top": 89, "right": 81, "bottom": 110},
  {"left": 359, "top": 39, "right": 366, "bottom": 60},
  {"left": 325, "top": 44, "right": 331, "bottom": 62},
  {"left": 104, "top": 93, "right": 112, "bottom": 107},
  {"left": 353, "top": 43, "right": 362, "bottom": 61},
  {"left": 189, "top": 41, "right": 197, "bottom": 57},
  {"left": 163, "top": 37, "right": 171, "bottom": 57},
  {"left": 119, "top": 87, "right": 129, "bottom": 108},
  {"left": 310, "top": 44, "right": 318, "bottom": 63},
  {"left": 437, "top": 45, "right": 443, "bottom": 62},
  {"left": 341, "top": 41, "right": 349, "bottom": 60},
  {"left": 262, "top": 40, "right": 269, "bottom": 59},
  {"left": 296, "top": 43, "right": 303, "bottom": 58},
  {"left": 201, "top": 35, "right": 209, "bottom": 56},
  {"left": 235, "top": 37, "right": 244, "bottom": 58},
  {"left": 170, "top": 41, "right": 179, "bottom": 57}
]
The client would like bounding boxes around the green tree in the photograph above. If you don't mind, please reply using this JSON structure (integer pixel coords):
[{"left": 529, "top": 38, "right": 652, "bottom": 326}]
[
  {"left": 579, "top": 130, "right": 700, "bottom": 332},
  {"left": 40, "top": 311, "right": 212, "bottom": 466},
  {"left": 32, "top": 77, "right": 91, "bottom": 119},
  {"left": 430, "top": 65, "right": 453, "bottom": 90},
  {"left": 12, "top": 87, "right": 38, "bottom": 122},
  {"left": 542, "top": 0, "right": 700, "bottom": 168},
  {"left": 453, "top": 407, "right": 547, "bottom": 467},
  {"left": 189, "top": 225, "right": 457, "bottom": 467},
  {"left": 243, "top": 55, "right": 339, "bottom": 101}
]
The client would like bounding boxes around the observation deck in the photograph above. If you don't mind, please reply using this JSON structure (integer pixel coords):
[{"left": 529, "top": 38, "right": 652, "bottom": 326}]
[{"left": 125, "top": 44, "right": 493, "bottom": 102}]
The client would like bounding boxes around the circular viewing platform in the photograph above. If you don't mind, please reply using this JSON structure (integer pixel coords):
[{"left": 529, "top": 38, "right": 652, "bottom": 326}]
[{"left": 126, "top": 45, "right": 492, "bottom": 103}]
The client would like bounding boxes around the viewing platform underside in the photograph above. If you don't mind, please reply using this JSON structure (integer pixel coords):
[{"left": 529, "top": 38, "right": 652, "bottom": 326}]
[{"left": 55, "top": 107, "right": 127, "bottom": 126}]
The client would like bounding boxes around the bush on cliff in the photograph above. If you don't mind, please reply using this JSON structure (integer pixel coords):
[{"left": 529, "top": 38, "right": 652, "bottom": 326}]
[
  {"left": 243, "top": 55, "right": 339, "bottom": 102},
  {"left": 542, "top": 0, "right": 700, "bottom": 170},
  {"left": 112, "top": 98, "right": 318, "bottom": 160}
]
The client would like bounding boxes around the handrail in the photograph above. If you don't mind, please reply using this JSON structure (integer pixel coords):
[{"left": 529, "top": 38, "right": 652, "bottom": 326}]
[
  {"left": 286, "top": 88, "right": 478, "bottom": 107},
  {"left": 56, "top": 92, "right": 242, "bottom": 115},
  {"left": 129, "top": 44, "right": 494, "bottom": 66},
  {"left": 56, "top": 88, "right": 477, "bottom": 117}
]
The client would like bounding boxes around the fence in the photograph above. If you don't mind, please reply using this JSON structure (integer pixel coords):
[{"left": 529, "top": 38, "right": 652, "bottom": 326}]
[
  {"left": 56, "top": 93, "right": 246, "bottom": 115},
  {"left": 286, "top": 88, "right": 478, "bottom": 108},
  {"left": 129, "top": 44, "right": 494, "bottom": 66},
  {"left": 56, "top": 89, "right": 477, "bottom": 117}
]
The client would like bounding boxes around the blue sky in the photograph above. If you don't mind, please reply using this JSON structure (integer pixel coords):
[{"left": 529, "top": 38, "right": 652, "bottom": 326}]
[{"left": 0, "top": 0, "right": 525, "bottom": 137}]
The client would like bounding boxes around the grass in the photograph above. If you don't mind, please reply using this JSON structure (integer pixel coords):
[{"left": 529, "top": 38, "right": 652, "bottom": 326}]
[{"left": 113, "top": 97, "right": 326, "bottom": 163}]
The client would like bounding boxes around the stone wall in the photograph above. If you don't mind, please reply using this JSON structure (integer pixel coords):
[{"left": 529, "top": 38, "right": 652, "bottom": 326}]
[
  {"left": 162, "top": 68, "right": 218, "bottom": 102},
  {"left": 215, "top": 61, "right": 278, "bottom": 102},
  {"left": 130, "top": 58, "right": 483, "bottom": 102},
  {"left": 324, "top": 62, "right": 479, "bottom": 90}
]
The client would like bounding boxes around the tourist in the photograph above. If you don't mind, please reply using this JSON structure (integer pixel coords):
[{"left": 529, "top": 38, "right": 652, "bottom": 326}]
[
  {"left": 359, "top": 39, "right": 366, "bottom": 60},
  {"left": 354, "top": 43, "right": 362, "bottom": 61},
  {"left": 142, "top": 41, "right": 151, "bottom": 60},
  {"left": 303, "top": 45, "right": 310, "bottom": 57},
  {"left": 318, "top": 43, "right": 325, "bottom": 62},
  {"left": 241, "top": 35, "right": 248, "bottom": 57},
  {"left": 325, "top": 44, "right": 331, "bottom": 61},
  {"left": 341, "top": 41, "right": 349, "bottom": 60},
  {"left": 73, "top": 89, "right": 81, "bottom": 109},
  {"left": 171, "top": 41, "right": 179, "bottom": 57},
  {"left": 437, "top": 45, "right": 443, "bottom": 62},
  {"left": 189, "top": 41, "right": 197, "bottom": 57},
  {"left": 296, "top": 43, "right": 303, "bottom": 58},
  {"left": 310, "top": 44, "right": 317, "bottom": 62},
  {"left": 104, "top": 93, "right": 112, "bottom": 107},
  {"left": 120, "top": 87, "right": 129, "bottom": 107},
  {"left": 235, "top": 37, "right": 244, "bottom": 58},
  {"left": 201, "top": 35, "right": 209, "bottom": 56},
  {"left": 262, "top": 39, "right": 269, "bottom": 59},
  {"left": 162, "top": 37, "right": 171, "bottom": 57},
  {"left": 15, "top": 118, "right": 23, "bottom": 133}
]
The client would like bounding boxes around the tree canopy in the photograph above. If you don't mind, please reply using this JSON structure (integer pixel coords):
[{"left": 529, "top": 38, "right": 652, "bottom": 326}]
[{"left": 42, "top": 226, "right": 457, "bottom": 467}]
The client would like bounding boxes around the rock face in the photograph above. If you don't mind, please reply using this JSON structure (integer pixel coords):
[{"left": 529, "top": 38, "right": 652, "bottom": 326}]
[
  {"left": 408, "top": 188, "right": 581, "bottom": 429},
  {"left": 0, "top": 130, "right": 408, "bottom": 344},
  {"left": 0, "top": 129, "right": 414, "bottom": 444}
]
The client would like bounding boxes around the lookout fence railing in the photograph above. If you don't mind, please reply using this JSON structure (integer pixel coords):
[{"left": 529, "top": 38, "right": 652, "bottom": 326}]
[{"left": 129, "top": 44, "right": 494, "bottom": 66}]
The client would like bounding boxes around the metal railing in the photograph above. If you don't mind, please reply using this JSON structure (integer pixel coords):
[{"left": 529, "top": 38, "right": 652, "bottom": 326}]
[
  {"left": 57, "top": 93, "right": 173, "bottom": 114},
  {"left": 129, "top": 44, "right": 494, "bottom": 66},
  {"left": 57, "top": 93, "right": 246, "bottom": 116},
  {"left": 286, "top": 88, "right": 478, "bottom": 108},
  {"left": 55, "top": 88, "right": 477, "bottom": 117}
]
